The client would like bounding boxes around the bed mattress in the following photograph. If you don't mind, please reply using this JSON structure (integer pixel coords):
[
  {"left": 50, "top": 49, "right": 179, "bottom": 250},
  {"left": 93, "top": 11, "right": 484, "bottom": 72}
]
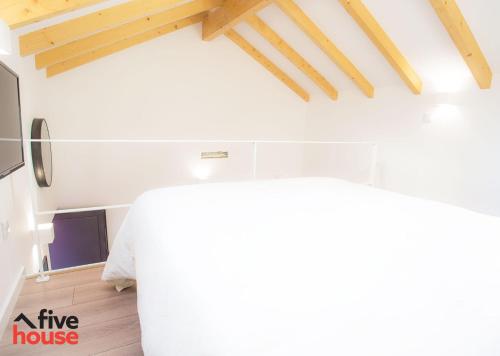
[{"left": 103, "top": 178, "right": 500, "bottom": 355}]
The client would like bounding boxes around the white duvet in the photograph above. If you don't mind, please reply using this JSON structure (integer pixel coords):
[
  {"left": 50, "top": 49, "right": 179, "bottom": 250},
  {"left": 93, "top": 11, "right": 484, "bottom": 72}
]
[{"left": 103, "top": 178, "right": 500, "bottom": 356}]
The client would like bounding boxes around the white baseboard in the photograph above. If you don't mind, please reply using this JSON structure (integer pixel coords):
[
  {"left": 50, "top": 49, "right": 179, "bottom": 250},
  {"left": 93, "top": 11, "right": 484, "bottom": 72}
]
[{"left": 0, "top": 266, "right": 25, "bottom": 342}]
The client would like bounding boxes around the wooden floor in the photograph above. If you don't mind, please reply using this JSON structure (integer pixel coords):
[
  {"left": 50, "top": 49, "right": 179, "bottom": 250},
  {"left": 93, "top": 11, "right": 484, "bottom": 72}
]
[{"left": 0, "top": 266, "right": 142, "bottom": 356}]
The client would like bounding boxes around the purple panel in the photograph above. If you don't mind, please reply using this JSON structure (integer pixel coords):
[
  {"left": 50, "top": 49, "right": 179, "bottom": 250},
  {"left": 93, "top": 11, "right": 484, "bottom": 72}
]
[{"left": 49, "top": 210, "right": 109, "bottom": 270}]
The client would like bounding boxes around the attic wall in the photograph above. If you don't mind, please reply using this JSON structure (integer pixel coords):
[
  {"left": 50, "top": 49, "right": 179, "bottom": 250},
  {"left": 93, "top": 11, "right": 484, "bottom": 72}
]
[
  {"left": 0, "top": 49, "right": 40, "bottom": 335},
  {"left": 35, "top": 26, "right": 309, "bottom": 141},
  {"left": 28, "top": 25, "right": 310, "bottom": 214},
  {"left": 304, "top": 84, "right": 500, "bottom": 216}
]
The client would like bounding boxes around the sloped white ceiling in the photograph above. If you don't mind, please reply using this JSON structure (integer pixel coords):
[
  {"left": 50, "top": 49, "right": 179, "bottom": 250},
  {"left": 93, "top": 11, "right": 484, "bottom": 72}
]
[
  {"left": 12, "top": 0, "right": 499, "bottom": 98},
  {"left": 233, "top": 0, "right": 498, "bottom": 96}
]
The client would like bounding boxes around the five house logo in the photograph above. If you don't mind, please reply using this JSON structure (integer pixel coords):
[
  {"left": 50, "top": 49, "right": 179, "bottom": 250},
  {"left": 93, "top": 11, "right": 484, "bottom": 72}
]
[{"left": 12, "top": 309, "right": 79, "bottom": 345}]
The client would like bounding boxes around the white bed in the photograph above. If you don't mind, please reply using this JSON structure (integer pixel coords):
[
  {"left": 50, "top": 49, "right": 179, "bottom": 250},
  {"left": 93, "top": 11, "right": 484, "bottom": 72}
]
[{"left": 103, "top": 178, "right": 500, "bottom": 356}]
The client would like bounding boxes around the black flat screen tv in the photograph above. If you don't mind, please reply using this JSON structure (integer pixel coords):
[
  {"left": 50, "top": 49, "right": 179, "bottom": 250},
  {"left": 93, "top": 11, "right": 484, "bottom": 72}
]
[{"left": 0, "top": 61, "right": 24, "bottom": 180}]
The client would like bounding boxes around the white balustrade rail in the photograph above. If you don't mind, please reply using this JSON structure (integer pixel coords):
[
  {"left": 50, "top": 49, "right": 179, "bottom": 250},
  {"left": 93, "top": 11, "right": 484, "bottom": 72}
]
[{"left": 29, "top": 139, "right": 379, "bottom": 216}]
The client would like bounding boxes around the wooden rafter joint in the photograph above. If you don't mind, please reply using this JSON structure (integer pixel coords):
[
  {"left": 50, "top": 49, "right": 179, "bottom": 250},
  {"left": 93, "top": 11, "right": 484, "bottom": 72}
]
[
  {"left": 0, "top": 0, "right": 107, "bottom": 29},
  {"left": 274, "top": 0, "right": 374, "bottom": 98},
  {"left": 339, "top": 0, "right": 422, "bottom": 94},
  {"left": 35, "top": 0, "right": 223, "bottom": 69},
  {"left": 429, "top": 0, "right": 492, "bottom": 89},
  {"left": 202, "top": 0, "right": 272, "bottom": 41},
  {"left": 246, "top": 14, "right": 338, "bottom": 100},
  {"left": 225, "top": 29, "right": 310, "bottom": 102},
  {"left": 18, "top": 0, "right": 203, "bottom": 56},
  {"left": 46, "top": 14, "right": 206, "bottom": 77}
]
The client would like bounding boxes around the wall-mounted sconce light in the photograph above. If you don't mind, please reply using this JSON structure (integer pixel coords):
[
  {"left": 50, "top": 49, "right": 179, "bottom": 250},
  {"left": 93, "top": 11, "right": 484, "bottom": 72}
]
[
  {"left": 192, "top": 163, "right": 212, "bottom": 181},
  {"left": 423, "top": 104, "right": 461, "bottom": 125}
]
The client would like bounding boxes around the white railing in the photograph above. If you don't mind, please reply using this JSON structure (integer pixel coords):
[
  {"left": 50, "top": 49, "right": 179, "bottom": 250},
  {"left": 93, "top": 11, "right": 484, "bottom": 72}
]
[{"left": 31, "top": 139, "right": 379, "bottom": 216}]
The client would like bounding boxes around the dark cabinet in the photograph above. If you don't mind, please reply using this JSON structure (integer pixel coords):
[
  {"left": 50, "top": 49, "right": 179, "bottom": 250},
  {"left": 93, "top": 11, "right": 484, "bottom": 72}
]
[{"left": 49, "top": 210, "right": 109, "bottom": 270}]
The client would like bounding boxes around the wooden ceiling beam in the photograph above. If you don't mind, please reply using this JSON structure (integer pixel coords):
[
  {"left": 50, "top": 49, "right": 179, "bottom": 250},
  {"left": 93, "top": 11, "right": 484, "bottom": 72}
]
[
  {"left": 46, "top": 13, "right": 205, "bottom": 77},
  {"left": 202, "top": 0, "right": 271, "bottom": 40},
  {"left": 339, "top": 0, "right": 422, "bottom": 94},
  {"left": 0, "top": 0, "right": 106, "bottom": 29},
  {"left": 246, "top": 14, "right": 338, "bottom": 100},
  {"left": 36, "top": 0, "right": 223, "bottom": 69},
  {"left": 274, "top": 0, "right": 374, "bottom": 97},
  {"left": 19, "top": 0, "right": 188, "bottom": 56},
  {"left": 429, "top": 0, "right": 492, "bottom": 89},
  {"left": 225, "top": 29, "right": 309, "bottom": 102}
]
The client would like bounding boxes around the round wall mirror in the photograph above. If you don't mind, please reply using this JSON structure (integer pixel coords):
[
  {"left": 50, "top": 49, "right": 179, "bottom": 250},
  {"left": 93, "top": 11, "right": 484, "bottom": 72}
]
[{"left": 31, "top": 118, "right": 53, "bottom": 187}]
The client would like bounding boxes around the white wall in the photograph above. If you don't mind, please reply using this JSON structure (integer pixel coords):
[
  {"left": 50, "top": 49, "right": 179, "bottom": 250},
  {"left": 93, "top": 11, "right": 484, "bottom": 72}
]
[
  {"left": 37, "top": 26, "right": 308, "bottom": 141},
  {"left": 32, "top": 24, "right": 311, "bottom": 215},
  {"left": 8, "top": 21, "right": 313, "bottom": 247},
  {"left": 0, "top": 44, "right": 42, "bottom": 335},
  {"left": 304, "top": 84, "right": 500, "bottom": 216}
]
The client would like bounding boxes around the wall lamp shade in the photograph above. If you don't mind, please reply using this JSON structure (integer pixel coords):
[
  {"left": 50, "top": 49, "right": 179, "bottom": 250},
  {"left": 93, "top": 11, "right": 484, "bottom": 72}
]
[{"left": 0, "top": 20, "right": 12, "bottom": 55}]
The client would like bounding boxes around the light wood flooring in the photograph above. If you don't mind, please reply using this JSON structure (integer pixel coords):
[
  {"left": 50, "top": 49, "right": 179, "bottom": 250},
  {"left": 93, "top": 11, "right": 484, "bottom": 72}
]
[{"left": 0, "top": 266, "right": 142, "bottom": 356}]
